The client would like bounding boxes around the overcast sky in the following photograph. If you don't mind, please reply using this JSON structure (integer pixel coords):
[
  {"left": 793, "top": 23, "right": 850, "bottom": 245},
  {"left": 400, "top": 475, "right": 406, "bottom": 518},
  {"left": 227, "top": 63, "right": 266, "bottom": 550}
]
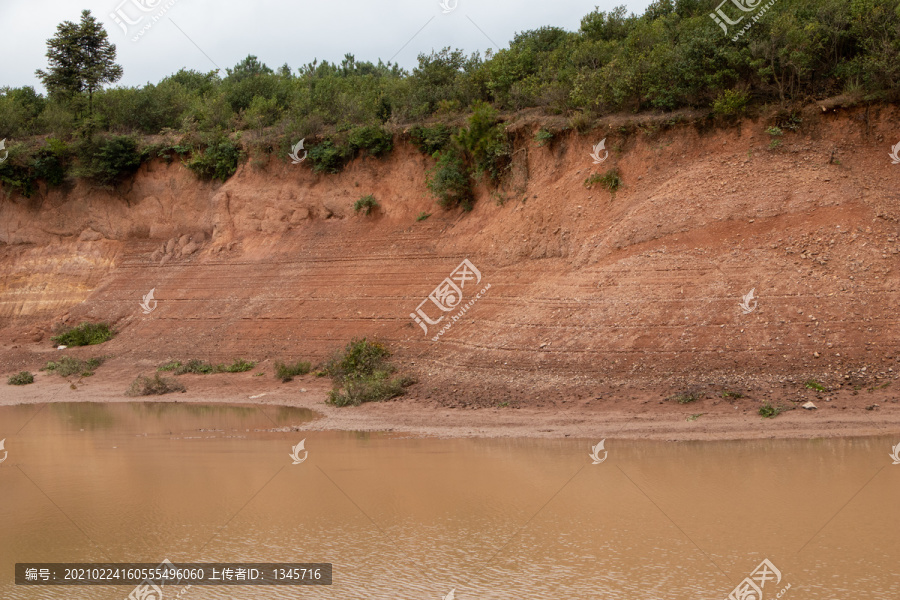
[{"left": 1, "top": 0, "right": 654, "bottom": 91}]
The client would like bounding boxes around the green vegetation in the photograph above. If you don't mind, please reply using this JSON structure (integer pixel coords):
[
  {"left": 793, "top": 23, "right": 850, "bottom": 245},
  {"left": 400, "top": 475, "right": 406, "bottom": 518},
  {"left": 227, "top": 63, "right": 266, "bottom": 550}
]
[
  {"left": 4, "top": 2, "right": 900, "bottom": 200},
  {"left": 43, "top": 356, "right": 104, "bottom": 377},
  {"left": 7, "top": 371, "right": 35, "bottom": 385},
  {"left": 125, "top": 373, "right": 185, "bottom": 396},
  {"left": 721, "top": 389, "right": 744, "bottom": 399},
  {"left": 274, "top": 360, "right": 312, "bottom": 382},
  {"left": 324, "top": 338, "right": 415, "bottom": 407},
  {"left": 534, "top": 128, "right": 554, "bottom": 146},
  {"left": 585, "top": 168, "right": 622, "bottom": 192},
  {"left": 348, "top": 125, "right": 393, "bottom": 157},
  {"left": 426, "top": 147, "right": 473, "bottom": 211},
  {"left": 758, "top": 402, "right": 783, "bottom": 419},
  {"left": 51, "top": 322, "right": 115, "bottom": 347},
  {"left": 184, "top": 135, "right": 242, "bottom": 181},
  {"left": 416, "top": 212, "right": 432, "bottom": 221},
  {"left": 409, "top": 124, "right": 452, "bottom": 155},
  {"left": 354, "top": 194, "right": 379, "bottom": 215},
  {"left": 162, "top": 358, "right": 256, "bottom": 375},
  {"left": 686, "top": 413, "right": 705, "bottom": 421},
  {"left": 805, "top": 379, "right": 826, "bottom": 392},
  {"left": 672, "top": 391, "right": 700, "bottom": 404}
]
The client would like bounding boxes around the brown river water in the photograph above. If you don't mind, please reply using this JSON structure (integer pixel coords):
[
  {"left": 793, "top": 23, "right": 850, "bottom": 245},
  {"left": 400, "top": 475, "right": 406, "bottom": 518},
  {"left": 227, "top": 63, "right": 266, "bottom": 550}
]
[{"left": 0, "top": 402, "right": 898, "bottom": 599}]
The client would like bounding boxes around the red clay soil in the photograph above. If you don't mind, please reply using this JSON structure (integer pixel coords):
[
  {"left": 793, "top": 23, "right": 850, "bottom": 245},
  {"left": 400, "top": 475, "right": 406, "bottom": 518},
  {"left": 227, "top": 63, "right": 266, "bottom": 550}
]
[{"left": 1, "top": 104, "right": 899, "bottom": 440}]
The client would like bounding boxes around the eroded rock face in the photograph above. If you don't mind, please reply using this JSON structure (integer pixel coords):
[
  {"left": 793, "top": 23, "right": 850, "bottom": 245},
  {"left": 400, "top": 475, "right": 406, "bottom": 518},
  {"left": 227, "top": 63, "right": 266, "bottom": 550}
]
[{"left": 1, "top": 113, "right": 899, "bottom": 388}]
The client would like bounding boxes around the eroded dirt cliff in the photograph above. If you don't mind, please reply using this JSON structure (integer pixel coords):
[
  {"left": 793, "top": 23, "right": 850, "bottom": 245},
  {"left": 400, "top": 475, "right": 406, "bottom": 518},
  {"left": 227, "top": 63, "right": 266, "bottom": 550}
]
[{"left": 2, "top": 106, "right": 899, "bottom": 408}]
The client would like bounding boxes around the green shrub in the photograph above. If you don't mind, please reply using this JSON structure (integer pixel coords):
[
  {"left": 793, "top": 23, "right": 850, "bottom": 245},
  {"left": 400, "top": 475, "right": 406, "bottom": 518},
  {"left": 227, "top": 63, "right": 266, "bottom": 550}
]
[
  {"left": 454, "top": 101, "right": 510, "bottom": 182},
  {"left": 804, "top": 379, "right": 826, "bottom": 392},
  {"left": 348, "top": 125, "right": 393, "bottom": 157},
  {"left": 126, "top": 373, "right": 186, "bottom": 396},
  {"left": 7, "top": 371, "right": 34, "bottom": 385},
  {"left": 43, "top": 356, "right": 105, "bottom": 377},
  {"left": 308, "top": 139, "right": 352, "bottom": 174},
  {"left": 354, "top": 194, "right": 378, "bottom": 215},
  {"left": 766, "top": 127, "right": 783, "bottom": 137},
  {"left": 409, "top": 124, "right": 453, "bottom": 155},
  {"left": 223, "top": 358, "right": 256, "bottom": 373},
  {"left": 274, "top": 360, "right": 312, "bottom": 382},
  {"left": 426, "top": 147, "right": 473, "bottom": 211},
  {"left": 416, "top": 212, "right": 432, "bottom": 221},
  {"left": 51, "top": 322, "right": 115, "bottom": 347},
  {"left": 534, "top": 128, "right": 554, "bottom": 146},
  {"left": 0, "top": 143, "right": 38, "bottom": 197},
  {"left": 712, "top": 89, "right": 751, "bottom": 116},
  {"left": 324, "top": 338, "right": 414, "bottom": 407},
  {"left": 185, "top": 135, "right": 241, "bottom": 181},
  {"left": 584, "top": 168, "right": 621, "bottom": 192},
  {"left": 74, "top": 135, "right": 142, "bottom": 186},
  {"left": 169, "top": 358, "right": 255, "bottom": 375},
  {"left": 672, "top": 391, "right": 700, "bottom": 404},
  {"left": 758, "top": 402, "right": 783, "bottom": 419}
]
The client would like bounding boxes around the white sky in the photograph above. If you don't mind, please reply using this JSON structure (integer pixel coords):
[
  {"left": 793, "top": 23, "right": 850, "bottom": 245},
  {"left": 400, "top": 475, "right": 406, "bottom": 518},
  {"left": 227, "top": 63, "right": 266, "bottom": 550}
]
[{"left": 1, "top": 0, "right": 654, "bottom": 91}]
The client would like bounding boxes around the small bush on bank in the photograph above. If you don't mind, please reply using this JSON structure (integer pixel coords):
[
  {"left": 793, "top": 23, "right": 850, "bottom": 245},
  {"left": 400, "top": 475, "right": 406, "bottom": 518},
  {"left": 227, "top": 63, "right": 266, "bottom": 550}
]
[
  {"left": 185, "top": 134, "right": 242, "bottom": 181},
  {"left": 354, "top": 194, "right": 378, "bottom": 215},
  {"left": 534, "top": 128, "right": 554, "bottom": 146},
  {"left": 426, "top": 147, "right": 473, "bottom": 211},
  {"left": 166, "top": 358, "right": 256, "bottom": 375},
  {"left": 712, "top": 89, "right": 750, "bottom": 117},
  {"left": 43, "top": 356, "right": 105, "bottom": 377},
  {"left": 454, "top": 101, "right": 510, "bottom": 182},
  {"left": 672, "top": 391, "right": 700, "bottom": 404},
  {"left": 126, "top": 373, "right": 185, "bottom": 396},
  {"left": 759, "top": 402, "right": 783, "bottom": 418},
  {"left": 409, "top": 124, "right": 453, "bottom": 155},
  {"left": 308, "top": 139, "right": 353, "bottom": 174},
  {"left": 51, "top": 322, "right": 115, "bottom": 347},
  {"left": 73, "top": 135, "right": 142, "bottom": 186},
  {"left": 348, "top": 125, "right": 393, "bottom": 157},
  {"left": 7, "top": 371, "right": 34, "bottom": 385},
  {"left": 324, "top": 338, "right": 414, "bottom": 407},
  {"left": 584, "top": 168, "right": 621, "bottom": 192},
  {"left": 274, "top": 360, "right": 312, "bottom": 382}
]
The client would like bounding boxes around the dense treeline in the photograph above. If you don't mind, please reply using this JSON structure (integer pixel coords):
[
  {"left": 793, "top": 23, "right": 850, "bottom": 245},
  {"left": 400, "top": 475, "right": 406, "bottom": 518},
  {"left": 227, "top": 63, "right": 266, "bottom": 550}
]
[{"left": 1, "top": 0, "right": 899, "bottom": 202}]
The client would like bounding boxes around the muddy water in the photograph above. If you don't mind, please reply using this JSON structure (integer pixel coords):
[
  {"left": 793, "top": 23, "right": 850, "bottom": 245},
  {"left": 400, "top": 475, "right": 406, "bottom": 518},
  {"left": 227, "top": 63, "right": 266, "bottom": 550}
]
[{"left": 0, "top": 402, "right": 898, "bottom": 599}]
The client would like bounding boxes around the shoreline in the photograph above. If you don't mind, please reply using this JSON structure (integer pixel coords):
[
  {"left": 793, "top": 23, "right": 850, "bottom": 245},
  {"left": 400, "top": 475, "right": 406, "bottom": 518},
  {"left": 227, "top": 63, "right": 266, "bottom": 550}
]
[{"left": 2, "top": 359, "right": 899, "bottom": 442}]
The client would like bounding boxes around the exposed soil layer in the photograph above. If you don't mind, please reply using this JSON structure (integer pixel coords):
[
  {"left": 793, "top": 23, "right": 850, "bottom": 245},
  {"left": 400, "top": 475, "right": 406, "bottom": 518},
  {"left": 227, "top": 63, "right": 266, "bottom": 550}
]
[{"left": 1, "top": 105, "right": 899, "bottom": 439}]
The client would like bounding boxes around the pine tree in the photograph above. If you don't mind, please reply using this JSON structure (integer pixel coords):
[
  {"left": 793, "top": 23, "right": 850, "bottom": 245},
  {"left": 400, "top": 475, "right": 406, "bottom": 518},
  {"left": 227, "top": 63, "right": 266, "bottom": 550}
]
[{"left": 35, "top": 10, "right": 123, "bottom": 116}]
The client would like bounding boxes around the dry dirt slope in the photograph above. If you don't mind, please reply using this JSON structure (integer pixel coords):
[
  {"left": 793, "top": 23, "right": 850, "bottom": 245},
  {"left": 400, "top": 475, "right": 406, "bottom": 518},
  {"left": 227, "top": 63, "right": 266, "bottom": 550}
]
[{"left": 1, "top": 106, "right": 899, "bottom": 405}]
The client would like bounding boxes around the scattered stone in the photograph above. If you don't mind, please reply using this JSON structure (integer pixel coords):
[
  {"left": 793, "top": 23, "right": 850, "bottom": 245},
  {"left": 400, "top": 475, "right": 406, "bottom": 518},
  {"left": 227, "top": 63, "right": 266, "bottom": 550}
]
[
  {"left": 57, "top": 345, "right": 67, "bottom": 350},
  {"left": 802, "top": 401, "right": 817, "bottom": 410}
]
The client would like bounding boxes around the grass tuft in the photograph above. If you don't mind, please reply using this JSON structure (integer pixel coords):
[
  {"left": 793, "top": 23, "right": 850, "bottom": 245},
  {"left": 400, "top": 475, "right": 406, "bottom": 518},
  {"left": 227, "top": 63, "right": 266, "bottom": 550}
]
[
  {"left": 126, "top": 373, "right": 186, "bottom": 396},
  {"left": 274, "top": 360, "right": 312, "bottom": 383},
  {"left": 43, "top": 357, "right": 105, "bottom": 377}
]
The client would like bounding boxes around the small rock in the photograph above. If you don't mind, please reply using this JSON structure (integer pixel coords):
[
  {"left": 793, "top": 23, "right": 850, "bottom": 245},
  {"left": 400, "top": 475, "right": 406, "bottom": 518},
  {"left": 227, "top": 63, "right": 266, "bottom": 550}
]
[
  {"left": 813, "top": 352, "right": 820, "bottom": 358},
  {"left": 802, "top": 401, "right": 817, "bottom": 410},
  {"left": 57, "top": 345, "right": 67, "bottom": 350}
]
